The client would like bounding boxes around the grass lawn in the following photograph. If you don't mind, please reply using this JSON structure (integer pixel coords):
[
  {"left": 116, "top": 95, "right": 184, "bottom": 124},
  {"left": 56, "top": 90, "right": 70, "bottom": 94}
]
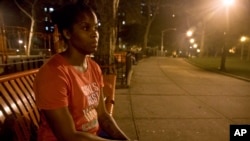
[{"left": 186, "top": 56, "right": 250, "bottom": 80}]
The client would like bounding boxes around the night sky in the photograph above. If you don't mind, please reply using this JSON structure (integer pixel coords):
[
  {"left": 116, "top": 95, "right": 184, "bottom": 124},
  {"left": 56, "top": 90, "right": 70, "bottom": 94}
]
[{"left": 1, "top": 0, "right": 250, "bottom": 50}]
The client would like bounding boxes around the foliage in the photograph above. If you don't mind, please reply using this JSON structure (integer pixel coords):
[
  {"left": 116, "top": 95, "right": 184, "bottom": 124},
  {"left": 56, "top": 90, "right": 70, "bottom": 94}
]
[{"left": 119, "top": 23, "right": 145, "bottom": 46}]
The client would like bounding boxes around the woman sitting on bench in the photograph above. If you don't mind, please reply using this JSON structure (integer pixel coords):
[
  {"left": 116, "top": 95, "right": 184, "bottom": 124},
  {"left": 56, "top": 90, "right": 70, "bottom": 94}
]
[{"left": 33, "top": 3, "right": 130, "bottom": 141}]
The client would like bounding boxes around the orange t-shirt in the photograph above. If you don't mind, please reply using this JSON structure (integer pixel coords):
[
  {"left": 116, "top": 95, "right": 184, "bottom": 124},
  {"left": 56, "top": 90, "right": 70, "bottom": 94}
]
[{"left": 33, "top": 54, "right": 104, "bottom": 141}]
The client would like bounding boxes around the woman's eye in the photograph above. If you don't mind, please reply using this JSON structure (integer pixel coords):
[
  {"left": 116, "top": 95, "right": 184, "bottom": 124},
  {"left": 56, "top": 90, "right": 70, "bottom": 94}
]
[
  {"left": 81, "top": 26, "right": 90, "bottom": 31},
  {"left": 80, "top": 24, "right": 98, "bottom": 31}
]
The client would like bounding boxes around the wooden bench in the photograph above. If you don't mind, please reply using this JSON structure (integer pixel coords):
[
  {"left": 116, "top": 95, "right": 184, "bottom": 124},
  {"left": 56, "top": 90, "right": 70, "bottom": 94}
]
[
  {"left": 0, "top": 69, "right": 39, "bottom": 141},
  {"left": 0, "top": 68, "right": 117, "bottom": 140}
]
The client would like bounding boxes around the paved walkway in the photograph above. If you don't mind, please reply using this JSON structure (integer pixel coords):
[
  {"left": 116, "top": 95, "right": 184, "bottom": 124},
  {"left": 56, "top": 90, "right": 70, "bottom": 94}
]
[{"left": 113, "top": 57, "right": 250, "bottom": 141}]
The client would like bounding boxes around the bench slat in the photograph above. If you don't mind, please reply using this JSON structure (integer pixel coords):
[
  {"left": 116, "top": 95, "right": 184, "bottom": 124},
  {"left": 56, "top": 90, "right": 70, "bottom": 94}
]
[
  {"left": 0, "top": 69, "right": 39, "bottom": 140},
  {"left": 0, "top": 97, "right": 12, "bottom": 122},
  {"left": 11, "top": 79, "right": 33, "bottom": 113},
  {"left": 21, "top": 76, "right": 36, "bottom": 102},
  {"left": 17, "top": 77, "right": 40, "bottom": 127},
  {"left": 0, "top": 84, "right": 20, "bottom": 114},
  {"left": 4, "top": 81, "right": 31, "bottom": 120},
  {"left": 26, "top": 74, "right": 36, "bottom": 87},
  {"left": 10, "top": 79, "right": 39, "bottom": 128},
  {"left": 0, "top": 107, "right": 4, "bottom": 123}
]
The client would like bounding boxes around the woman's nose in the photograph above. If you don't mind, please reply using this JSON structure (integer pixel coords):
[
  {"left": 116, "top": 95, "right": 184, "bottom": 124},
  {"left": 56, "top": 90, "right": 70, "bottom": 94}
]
[{"left": 91, "top": 30, "right": 99, "bottom": 38}]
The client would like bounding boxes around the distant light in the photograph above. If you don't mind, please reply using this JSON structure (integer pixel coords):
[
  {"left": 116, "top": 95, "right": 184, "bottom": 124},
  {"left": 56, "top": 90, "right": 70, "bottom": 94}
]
[
  {"left": 44, "top": 7, "right": 54, "bottom": 13},
  {"left": 229, "top": 47, "right": 236, "bottom": 54},
  {"left": 223, "top": 0, "right": 235, "bottom": 7},
  {"left": 49, "top": 7, "right": 54, "bottom": 13},
  {"left": 190, "top": 38, "right": 195, "bottom": 44},
  {"left": 197, "top": 49, "right": 201, "bottom": 53},
  {"left": 186, "top": 31, "right": 193, "bottom": 37},
  {"left": 172, "top": 14, "right": 175, "bottom": 18},
  {"left": 193, "top": 43, "right": 198, "bottom": 48},
  {"left": 240, "top": 36, "right": 247, "bottom": 42},
  {"left": 16, "top": 49, "right": 19, "bottom": 52},
  {"left": 122, "top": 21, "right": 126, "bottom": 25},
  {"left": 98, "top": 22, "right": 101, "bottom": 26},
  {"left": 44, "top": 17, "right": 48, "bottom": 21},
  {"left": 18, "top": 40, "right": 23, "bottom": 44}
]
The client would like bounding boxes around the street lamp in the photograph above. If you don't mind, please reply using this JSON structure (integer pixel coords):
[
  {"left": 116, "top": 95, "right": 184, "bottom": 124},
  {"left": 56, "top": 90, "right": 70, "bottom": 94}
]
[
  {"left": 223, "top": 0, "right": 235, "bottom": 6},
  {"left": 161, "top": 28, "right": 176, "bottom": 55},
  {"left": 193, "top": 43, "right": 198, "bottom": 48},
  {"left": 240, "top": 36, "right": 247, "bottom": 60},
  {"left": 186, "top": 30, "right": 193, "bottom": 37},
  {"left": 219, "top": 0, "right": 235, "bottom": 71},
  {"left": 189, "top": 38, "right": 195, "bottom": 44}
]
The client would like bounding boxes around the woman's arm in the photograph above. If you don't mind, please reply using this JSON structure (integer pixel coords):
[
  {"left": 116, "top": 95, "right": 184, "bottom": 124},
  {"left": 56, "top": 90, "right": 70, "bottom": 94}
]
[
  {"left": 42, "top": 107, "right": 110, "bottom": 141},
  {"left": 97, "top": 88, "right": 130, "bottom": 140}
]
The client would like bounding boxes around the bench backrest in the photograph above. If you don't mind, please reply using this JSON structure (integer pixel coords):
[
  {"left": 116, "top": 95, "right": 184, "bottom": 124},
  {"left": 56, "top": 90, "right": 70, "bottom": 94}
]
[
  {"left": 0, "top": 69, "right": 40, "bottom": 126},
  {"left": 0, "top": 66, "right": 116, "bottom": 140}
]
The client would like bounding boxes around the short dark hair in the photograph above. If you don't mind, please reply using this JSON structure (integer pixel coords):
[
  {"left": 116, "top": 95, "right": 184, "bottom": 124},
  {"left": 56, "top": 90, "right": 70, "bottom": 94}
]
[{"left": 51, "top": 3, "right": 95, "bottom": 35}]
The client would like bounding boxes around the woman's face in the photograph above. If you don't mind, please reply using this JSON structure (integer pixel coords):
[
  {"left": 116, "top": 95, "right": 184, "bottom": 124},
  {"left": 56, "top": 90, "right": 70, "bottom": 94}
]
[{"left": 66, "top": 11, "right": 99, "bottom": 55}]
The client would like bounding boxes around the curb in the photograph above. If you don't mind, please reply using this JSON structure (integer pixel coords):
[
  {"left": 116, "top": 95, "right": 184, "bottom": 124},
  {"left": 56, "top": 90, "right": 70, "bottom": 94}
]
[{"left": 185, "top": 58, "right": 250, "bottom": 82}]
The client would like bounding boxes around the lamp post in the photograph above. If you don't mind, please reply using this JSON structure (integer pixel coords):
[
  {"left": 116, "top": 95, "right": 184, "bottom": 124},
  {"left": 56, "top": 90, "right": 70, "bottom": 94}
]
[
  {"left": 220, "top": 0, "right": 235, "bottom": 71},
  {"left": 161, "top": 28, "right": 176, "bottom": 55},
  {"left": 240, "top": 36, "right": 246, "bottom": 60}
]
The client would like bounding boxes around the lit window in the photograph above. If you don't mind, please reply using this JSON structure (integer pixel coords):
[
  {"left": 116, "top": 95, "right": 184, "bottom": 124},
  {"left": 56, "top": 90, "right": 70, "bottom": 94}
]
[{"left": 49, "top": 7, "right": 54, "bottom": 13}]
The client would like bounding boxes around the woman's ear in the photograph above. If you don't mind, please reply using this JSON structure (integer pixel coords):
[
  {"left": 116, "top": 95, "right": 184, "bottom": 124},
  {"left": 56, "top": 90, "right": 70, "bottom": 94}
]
[{"left": 62, "top": 29, "right": 71, "bottom": 39}]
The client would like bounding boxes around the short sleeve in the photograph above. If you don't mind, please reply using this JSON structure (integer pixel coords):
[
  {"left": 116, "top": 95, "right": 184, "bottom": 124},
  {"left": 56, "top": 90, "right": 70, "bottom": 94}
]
[
  {"left": 34, "top": 65, "right": 69, "bottom": 110},
  {"left": 97, "top": 65, "right": 104, "bottom": 88},
  {"left": 88, "top": 58, "right": 104, "bottom": 88}
]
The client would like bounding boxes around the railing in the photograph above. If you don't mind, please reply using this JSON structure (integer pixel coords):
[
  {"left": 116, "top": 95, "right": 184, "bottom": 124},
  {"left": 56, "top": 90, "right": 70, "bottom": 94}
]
[
  {"left": 93, "top": 53, "right": 133, "bottom": 88},
  {"left": 0, "top": 55, "right": 47, "bottom": 75},
  {"left": 0, "top": 53, "right": 135, "bottom": 88}
]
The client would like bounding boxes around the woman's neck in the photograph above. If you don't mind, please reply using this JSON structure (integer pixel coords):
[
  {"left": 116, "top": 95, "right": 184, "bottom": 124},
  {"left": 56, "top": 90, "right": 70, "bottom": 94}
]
[{"left": 60, "top": 49, "right": 87, "bottom": 67}]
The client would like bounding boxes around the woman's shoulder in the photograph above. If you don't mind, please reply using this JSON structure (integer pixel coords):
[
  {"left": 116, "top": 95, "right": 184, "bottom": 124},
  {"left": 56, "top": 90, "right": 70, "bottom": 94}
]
[
  {"left": 38, "top": 54, "right": 70, "bottom": 75},
  {"left": 87, "top": 56, "right": 102, "bottom": 73},
  {"left": 87, "top": 56, "right": 99, "bottom": 67}
]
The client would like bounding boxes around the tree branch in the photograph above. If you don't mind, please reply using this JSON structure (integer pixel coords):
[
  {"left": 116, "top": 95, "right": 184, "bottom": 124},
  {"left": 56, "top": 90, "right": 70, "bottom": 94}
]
[{"left": 14, "top": 0, "right": 33, "bottom": 20}]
